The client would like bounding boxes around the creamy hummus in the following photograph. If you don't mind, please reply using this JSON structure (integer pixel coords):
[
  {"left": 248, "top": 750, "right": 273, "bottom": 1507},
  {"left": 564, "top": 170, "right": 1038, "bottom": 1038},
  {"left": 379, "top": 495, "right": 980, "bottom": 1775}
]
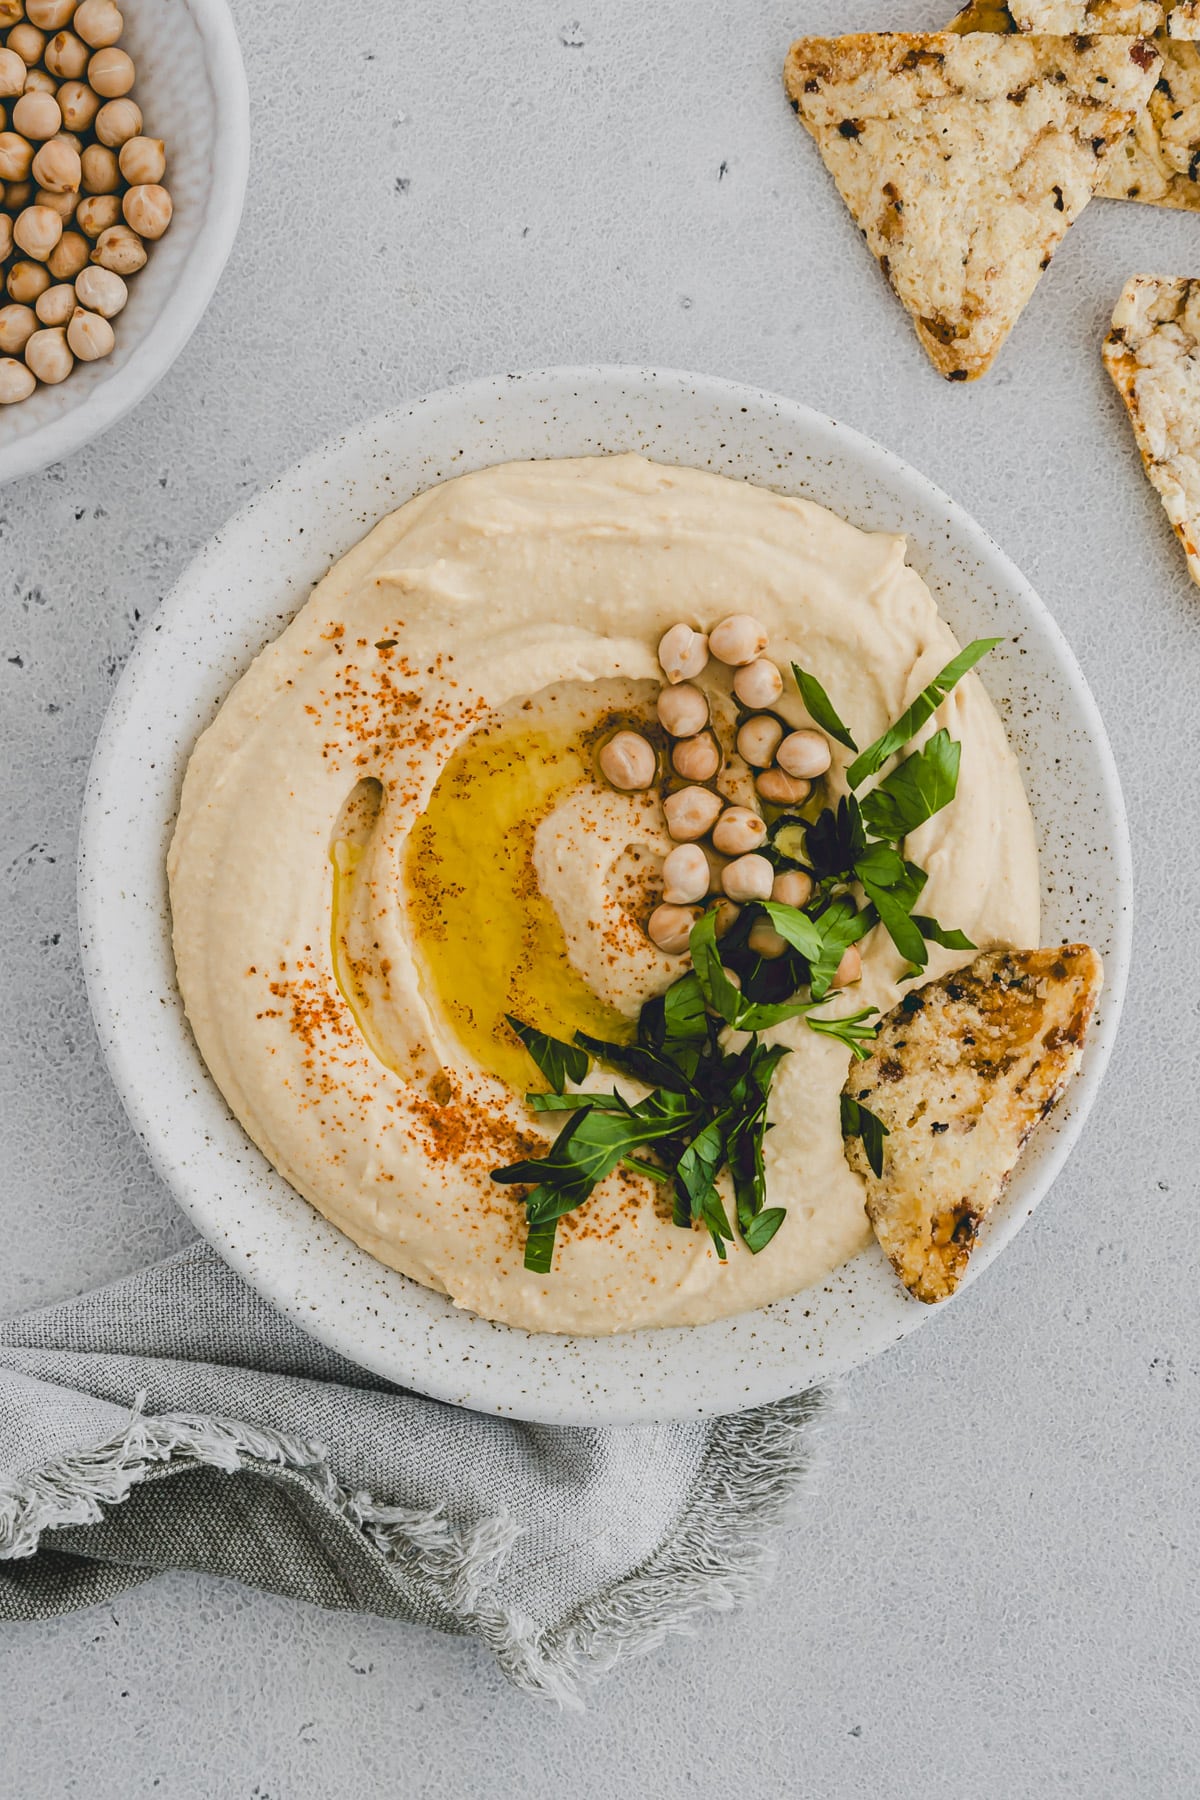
[{"left": 169, "top": 454, "right": 1040, "bottom": 1334}]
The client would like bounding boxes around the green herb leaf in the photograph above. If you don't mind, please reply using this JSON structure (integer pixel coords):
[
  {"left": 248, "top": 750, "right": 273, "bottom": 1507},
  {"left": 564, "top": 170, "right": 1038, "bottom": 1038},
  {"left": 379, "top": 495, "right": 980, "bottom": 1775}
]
[
  {"left": 525, "top": 1089, "right": 627, "bottom": 1113},
  {"left": 759, "top": 900, "right": 824, "bottom": 962},
  {"left": 742, "top": 1207, "right": 787, "bottom": 1254},
  {"left": 806, "top": 1005, "right": 880, "bottom": 1060},
  {"left": 790, "top": 663, "right": 858, "bottom": 752},
  {"left": 803, "top": 795, "right": 866, "bottom": 886},
  {"left": 858, "top": 877, "right": 928, "bottom": 970},
  {"left": 912, "top": 915, "right": 976, "bottom": 952},
  {"left": 505, "top": 1014, "right": 590, "bottom": 1093},
  {"left": 858, "top": 729, "right": 962, "bottom": 842},
  {"left": 805, "top": 894, "right": 874, "bottom": 1001},
  {"left": 523, "top": 1210, "right": 559, "bottom": 1273},
  {"left": 846, "top": 638, "right": 1001, "bottom": 789},
  {"left": 840, "top": 1094, "right": 890, "bottom": 1179}
]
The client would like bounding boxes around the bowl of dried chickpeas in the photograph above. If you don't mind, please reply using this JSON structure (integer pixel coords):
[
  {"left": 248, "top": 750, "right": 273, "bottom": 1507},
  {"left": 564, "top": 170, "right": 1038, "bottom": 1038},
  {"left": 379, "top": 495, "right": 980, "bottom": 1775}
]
[{"left": 0, "top": 0, "right": 247, "bottom": 482}]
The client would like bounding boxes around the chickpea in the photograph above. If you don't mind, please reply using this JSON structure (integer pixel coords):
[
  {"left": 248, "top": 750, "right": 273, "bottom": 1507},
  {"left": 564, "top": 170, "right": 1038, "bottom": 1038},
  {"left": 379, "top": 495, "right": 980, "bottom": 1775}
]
[
  {"left": 56, "top": 78, "right": 98, "bottom": 131},
  {"left": 27, "top": 0, "right": 82, "bottom": 28},
  {"left": 598, "top": 729, "right": 656, "bottom": 791},
  {"left": 79, "top": 139, "right": 117, "bottom": 191},
  {"left": 86, "top": 44, "right": 132, "bottom": 94},
  {"left": 662, "top": 784, "right": 723, "bottom": 842},
  {"left": 7, "top": 24, "right": 47, "bottom": 64},
  {"left": 34, "top": 279, "right": 73, "bottom": 323},
  {"left": 671, "top": 732, "right": 720, "bottom": 782},
  {"left": 831, "top": 944, "right": 862, "bottom": 989},
  {"left": 47, "top": 224, "right": 86, "bottom": 276},
  {"left": 21, "top": 66, "right": 57, "bottom": 94},
  {"left": 0, "top": 130, "right": 34, "bottom": 179},
  {"left": 75, "top": 189, "right": 117, "bottom": 234},
  {"left": 32, "top": 134, "right": 79, "bottom": 188},
  {"left": 657, "top": 621, "right": 708, "bottom": 685},
  {"left": 736, "top": 714, "right": 783, "bottom": 769},
  {"left": 0, "top": 209, "right": 9, "bottom": 257},
  {"left": 0, "top": 301, "right": 36, "bottom": 351},
  {"left": 66, "top": 303, "right": 111, "bottom": 359},
  {"left": 45, "top": 29, "right": 88, "bottom": 78},
  {"left": 0, "top": 0, "right": 23, "bottom": 27},
  {"left": 660, "top": 843, "right": 710, "bottom": 906},
  {"left": 711, "top": 899, "right": 740, "bottom": 940},
  {"left": 92, "top": 93, "right": 138, "bottom": 145},
  {"left": 3, "top": 175, "right": 30, "bottom": 205},
  {"left": 709, "top": 614, "right": 768, "bottom": 667},
  {"left": 770, "top": 868, "right": 814, "bottom": 910},
  {"left": 14, "top": 202, "right": 62, "bottom": 258},
  {"left": 118, "top": 133, "right": 164, "bottom": 186},
  {"left": 748, "top": 918, "right": 788, "bottom": 960},
  {"left": 72, "top": 258, "right": 123, "bottom": 313},
  {"left": 655, "top": 681, "right": 708, "bottom": 738},
  {"left": 122, "top": 181, "right": 170, "bottom": 240},
  {"left": 73, "top": 0, "right": 122, "bottom": 46},
  {"left": 35, "top": 183, "right": 77, "bottom": 220},
  {"left": 23, "top": 322, "right": 71, "bottom": 381},
  {"left": 90, "top": 219, "right": 142, "bottom": 271},
  {"left": 646, "top": 903, "right": 699, "bottom": 957},
  {"left": 712, "top": 806, "right": 767, "bottom": 856},
  {"left": 7, "top": 257, "right": 50, "bottom": 300},
  {"left": 0, "top": 354, "right": 35, "bottom": 402},
  {"left": 721, "top": 853, "right": 774, "bottom": 903},
  {"left": 0, "top": 46, "right": 25, "bottom": 95},
  {"left": 755, "top": 767, "right": 810, "bottom": 807},
  {"left": 732, "top": 658, "right": 783, "bottom": 709},
  {"left": 776, "top": 729, "right": 832, "bottom": 780}
]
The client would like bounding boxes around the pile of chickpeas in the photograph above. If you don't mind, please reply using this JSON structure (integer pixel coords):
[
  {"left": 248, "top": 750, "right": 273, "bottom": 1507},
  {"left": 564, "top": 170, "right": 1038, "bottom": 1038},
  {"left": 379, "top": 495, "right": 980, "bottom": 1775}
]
[
  {"left": 0, "top": 0, "right": 172, "bottom": 405},
  {"left": 598, "top": 613, "right": 861, "bottom": 989}
]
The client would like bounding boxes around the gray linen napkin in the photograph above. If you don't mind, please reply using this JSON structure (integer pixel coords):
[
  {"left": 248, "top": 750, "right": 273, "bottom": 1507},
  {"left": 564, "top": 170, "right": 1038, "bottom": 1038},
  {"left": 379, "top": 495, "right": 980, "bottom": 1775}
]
[{"left": 0, "top": 1242, "right": 828, "bottom": 1703}]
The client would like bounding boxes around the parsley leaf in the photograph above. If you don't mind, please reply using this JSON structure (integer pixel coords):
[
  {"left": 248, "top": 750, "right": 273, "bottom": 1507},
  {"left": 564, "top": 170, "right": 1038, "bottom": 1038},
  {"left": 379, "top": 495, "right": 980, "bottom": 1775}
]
[
  {"left": 858, "top": 729, "right": 961, "bottom": 842},
  {"left": 840, "top": 1094, "right": 890, "bottom": 1178},
  {"left": 742, "top": 1207, "right": 787, "bottom": 1254},
  {"left": 913, "top": 915, "right": 976, "bottom": 952},
  {"left": 846, "top": 638, "right": 1000, "bottom": 789},
  {"left": 505, "top": 1014, "right": 590, "bottom": 1092},
  {"left": 791, "top": 662, "right": 858, "bottom": 752}
]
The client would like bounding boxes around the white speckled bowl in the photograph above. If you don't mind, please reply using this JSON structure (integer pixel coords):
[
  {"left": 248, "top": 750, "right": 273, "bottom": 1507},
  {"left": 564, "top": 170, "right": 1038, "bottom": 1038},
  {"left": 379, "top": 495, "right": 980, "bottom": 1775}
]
[
  {"left": 0, "top": 0, "right": 248, "bottom": 485},
  {"left": 78, "top": 368, "right": 1131, "bottom": 1425}
]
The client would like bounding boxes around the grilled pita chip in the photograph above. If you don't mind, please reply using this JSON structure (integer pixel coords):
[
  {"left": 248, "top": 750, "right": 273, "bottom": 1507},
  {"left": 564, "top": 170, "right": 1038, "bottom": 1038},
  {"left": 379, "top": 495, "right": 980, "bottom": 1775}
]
[
  {"left": 950, "top": 3, "right": 1200, "bottom": 210},
  {"left": 784, "top": 33, "right": 1161, "bottom": 380},
  {"left": 1104, "top": 276, "right": 1200, "bottom": 585},
  {"left": 844, "top": 946, "right": 1103, "bottom": 1304}
]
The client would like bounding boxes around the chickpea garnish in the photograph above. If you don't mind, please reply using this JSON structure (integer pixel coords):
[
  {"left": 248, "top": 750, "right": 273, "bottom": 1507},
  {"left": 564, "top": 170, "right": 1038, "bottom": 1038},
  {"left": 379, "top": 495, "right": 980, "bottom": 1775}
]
[
  {"left": 121, "top": 179, "right": 169, "bottom": 238},
  {"left": 747, "top": 919, "right": 788, "bottom": 960},
  {"left": 598, "top": 730, "right": 656, "bottom": 791},
  {"left": 712, "top": 807, "right": 767, "bottom": 857},
  {"left": 770, "top": 868, "right": 813, "bottom": 909},
  {"left": 23, "top": 322, "right": 72, "bottom": 381},
  {"left": 74, "top": 188, "right": 117, "bottom": 234},
  {"left": 663, "top": 785, "right": 723, "bottom": 843},
  {"left": 755, "top": 767, "right": 810, "bottom": 807},
  {"left": 732, "top": 658, "right": 783, "bottom": 708},
  {"left": 655, "top": 680, "right": 708, "bottom": 738},
  {"left": 647, "top": 903, "right": 699, "bottom": 956},
  {"left": 736, "top": 714, "right": 783, "bottom": 769},
  {"left": 7, "top": 24, "right": 48, "bottom": 65},
  {"left": 660, "top": 843, "right": 710, "bottom": 906},
  {"left": 66, "top": 303, "right": 112, "bottom": 358},
  {"left": 7, "top": 257, "right": 50, "bottom": 301},
  {"left": 31, "top": 133, "right": 80, "bottom": 189},
  {"left": 709, "top": 614, "right": 768, "bottom": 667},
  {"left": 86, "top": 44, "right": 133, "bottom": 95},
  {"left": 0, "top": 353, "right": 36, "bottom": 401},
  {"left": 79, "top": 138, "right": 116, "bottom": 190},
  {"left": 831, "top": 945, "right": 862, "bottom": 989},
  {"left": 658, "top": 622, "right": 709, "bottom": 685},
  {"left": 56, "top": 78, "right": 99, "bottom": 132},
  {"left": 721, "top": 854, "right": 774, "bottom": 903},
  {"left": 90, "top": 218, "right": 142, "bottom": 270},
  {"left": 27, "top": 0, "right": 82, "bottom": 29},
  {"left": 776, "top": 729, "right": 832, "bottom": 780},
  {"left": 671, "top": 732, "right": 720, "bottom": 782},
  {"left": 0, "top": 0, "right": 24, "bottom": 28},
  {"left": 45, "top": 29, "right": 89, "bottom": 80},
  {"left": 117, "top": 131, "right": 161, "bottom": 185}
]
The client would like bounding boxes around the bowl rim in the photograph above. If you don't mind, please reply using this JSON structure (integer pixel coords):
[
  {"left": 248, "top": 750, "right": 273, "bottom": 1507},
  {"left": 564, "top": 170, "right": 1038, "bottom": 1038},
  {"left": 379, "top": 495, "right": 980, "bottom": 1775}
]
[
  {"left": 77, "top": 364, "right": 1133, "bottom": 1423},
  {"left": 0, "top": 0, "right": 250, "bottom": 487}
]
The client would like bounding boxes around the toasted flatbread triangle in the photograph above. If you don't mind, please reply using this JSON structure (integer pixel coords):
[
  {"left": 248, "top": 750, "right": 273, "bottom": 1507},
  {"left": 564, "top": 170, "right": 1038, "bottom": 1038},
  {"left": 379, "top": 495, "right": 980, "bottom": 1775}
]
[
  {"left": 953, "top": 0, "right": 1161, "bottom": 30},
  {"left": 844, "top": 947, "right": 1103, "bottom": 1303},
  {"left": 1104, "top": 276, "right": 1200, "bottom": 585},
  {"left": 784, "top": 33, "right": 1161, "bottom": 378}
]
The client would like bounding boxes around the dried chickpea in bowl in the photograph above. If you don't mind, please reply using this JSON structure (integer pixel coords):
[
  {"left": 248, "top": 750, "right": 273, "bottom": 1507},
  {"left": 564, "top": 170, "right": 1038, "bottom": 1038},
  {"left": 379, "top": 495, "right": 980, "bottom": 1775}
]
[{"left": 0, "top": 2, "right": 174, "bottom": 406}]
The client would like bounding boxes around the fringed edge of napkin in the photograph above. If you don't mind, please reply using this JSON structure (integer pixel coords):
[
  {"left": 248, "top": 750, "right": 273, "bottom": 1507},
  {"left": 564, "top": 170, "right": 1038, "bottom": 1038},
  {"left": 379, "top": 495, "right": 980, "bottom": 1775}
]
[{"left": 0, "top": 1385, "right": 831, "bottom": 1708}]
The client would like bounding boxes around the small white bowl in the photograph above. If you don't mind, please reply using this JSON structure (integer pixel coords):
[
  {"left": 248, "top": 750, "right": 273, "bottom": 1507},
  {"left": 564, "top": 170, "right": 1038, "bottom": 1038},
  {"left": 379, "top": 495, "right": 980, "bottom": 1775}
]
[
  {"left": 79, "top": 367, "right": 1132, "bottom": 1425},
  {"left": 0, "top": 0, "right": 248, "bottom": 484}
]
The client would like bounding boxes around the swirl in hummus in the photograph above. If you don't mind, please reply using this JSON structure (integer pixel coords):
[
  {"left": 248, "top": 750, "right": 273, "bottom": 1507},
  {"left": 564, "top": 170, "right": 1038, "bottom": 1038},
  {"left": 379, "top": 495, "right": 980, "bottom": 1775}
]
[{"left": 168, "top": 454, "right": 1039, "bottom": 1334}]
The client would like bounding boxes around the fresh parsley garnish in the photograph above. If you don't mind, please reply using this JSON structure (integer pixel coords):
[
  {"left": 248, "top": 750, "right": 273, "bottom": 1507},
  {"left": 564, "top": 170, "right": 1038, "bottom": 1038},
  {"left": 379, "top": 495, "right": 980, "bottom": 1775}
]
[{"left": 493, "top": 637, "right": 999, "bottom": 1272}]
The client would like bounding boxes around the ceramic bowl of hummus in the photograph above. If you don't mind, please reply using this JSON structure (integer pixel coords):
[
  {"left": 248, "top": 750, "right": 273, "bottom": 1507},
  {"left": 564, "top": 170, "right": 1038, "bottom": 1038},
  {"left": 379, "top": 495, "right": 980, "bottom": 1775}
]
[{"left": 78, "top": 367, "right": 1131, "bottom": 1424}]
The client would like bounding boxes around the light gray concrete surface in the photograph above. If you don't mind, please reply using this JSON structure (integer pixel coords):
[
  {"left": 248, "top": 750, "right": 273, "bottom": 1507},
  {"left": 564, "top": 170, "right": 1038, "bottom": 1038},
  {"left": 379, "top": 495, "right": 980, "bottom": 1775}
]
[{"left": 2, "top": 0, "right": 1198, "bottom": 1793}]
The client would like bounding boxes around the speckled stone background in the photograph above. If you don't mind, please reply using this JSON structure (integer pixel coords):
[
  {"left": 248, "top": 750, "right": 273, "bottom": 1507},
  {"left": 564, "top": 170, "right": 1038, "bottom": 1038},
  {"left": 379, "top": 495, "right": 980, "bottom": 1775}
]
[{"left": 2, "top": 0, "right": 1198, "bottom": 1792}]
